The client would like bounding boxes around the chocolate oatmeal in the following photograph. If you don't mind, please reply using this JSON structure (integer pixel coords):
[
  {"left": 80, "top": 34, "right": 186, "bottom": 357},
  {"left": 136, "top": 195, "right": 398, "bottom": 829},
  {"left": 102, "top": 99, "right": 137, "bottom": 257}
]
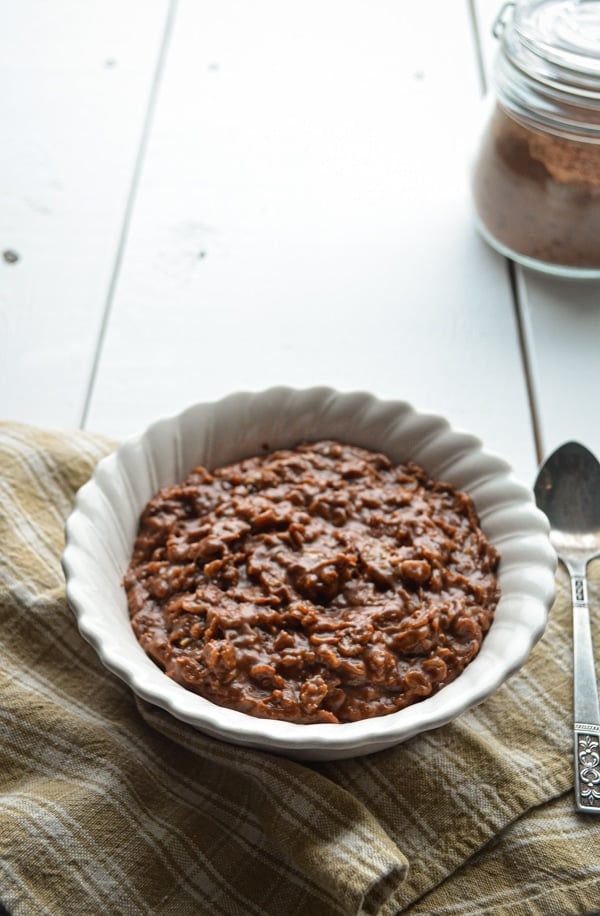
[{"left": 125, "top": 441, "right": 500, "bottom": 724}]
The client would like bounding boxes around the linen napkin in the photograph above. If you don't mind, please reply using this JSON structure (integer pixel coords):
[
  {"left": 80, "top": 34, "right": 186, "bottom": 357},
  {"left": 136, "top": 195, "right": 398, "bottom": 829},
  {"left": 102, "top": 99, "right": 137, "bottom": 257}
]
[{"left": 1, "top": 422, "right": 599, "bottom": 916}]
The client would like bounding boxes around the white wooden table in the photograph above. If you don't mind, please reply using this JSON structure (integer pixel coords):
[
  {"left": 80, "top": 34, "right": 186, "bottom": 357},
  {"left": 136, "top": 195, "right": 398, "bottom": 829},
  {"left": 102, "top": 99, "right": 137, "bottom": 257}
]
[{"left": 2, "top": 0, "right": 599, "bottom": 489}]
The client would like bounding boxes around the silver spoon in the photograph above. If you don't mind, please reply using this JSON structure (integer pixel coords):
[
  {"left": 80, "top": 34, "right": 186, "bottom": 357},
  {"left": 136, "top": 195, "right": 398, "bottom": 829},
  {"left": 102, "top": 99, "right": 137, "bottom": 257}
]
[{"left": 535, "top": 441, "right": 600, "bottom": 813}]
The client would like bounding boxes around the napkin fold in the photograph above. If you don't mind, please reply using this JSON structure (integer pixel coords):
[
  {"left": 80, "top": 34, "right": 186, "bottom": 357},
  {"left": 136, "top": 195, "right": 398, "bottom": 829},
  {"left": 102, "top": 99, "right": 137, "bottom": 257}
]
[{"left": 0, "top": 423, "right": 599, "bottom": 915}]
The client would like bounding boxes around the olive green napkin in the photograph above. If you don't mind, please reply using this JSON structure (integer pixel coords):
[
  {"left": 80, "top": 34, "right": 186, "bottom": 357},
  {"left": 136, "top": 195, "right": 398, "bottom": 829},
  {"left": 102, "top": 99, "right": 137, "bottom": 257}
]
[{"left": 1, "top": 423, "right": 599, "bottom": 915}]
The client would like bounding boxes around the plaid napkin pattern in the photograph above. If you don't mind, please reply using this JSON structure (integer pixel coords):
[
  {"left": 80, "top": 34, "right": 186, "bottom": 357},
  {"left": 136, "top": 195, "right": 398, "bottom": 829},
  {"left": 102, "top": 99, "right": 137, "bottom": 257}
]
[{"left": 1, "top": 422, "right": 599, "bottom": 915}]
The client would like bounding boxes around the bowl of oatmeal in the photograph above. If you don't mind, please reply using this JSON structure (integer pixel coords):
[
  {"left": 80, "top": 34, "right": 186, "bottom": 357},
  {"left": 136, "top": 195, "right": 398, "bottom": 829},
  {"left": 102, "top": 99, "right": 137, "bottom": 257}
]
[{"left": 62, "top": 387, "right": 556, "bottom": 759}]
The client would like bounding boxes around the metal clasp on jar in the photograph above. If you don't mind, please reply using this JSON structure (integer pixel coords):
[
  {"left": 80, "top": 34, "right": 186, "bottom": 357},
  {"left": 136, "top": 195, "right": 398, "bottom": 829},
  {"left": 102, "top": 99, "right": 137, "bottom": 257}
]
[{"left": 492, "top": 1, "right": 515, "bottom": 38}]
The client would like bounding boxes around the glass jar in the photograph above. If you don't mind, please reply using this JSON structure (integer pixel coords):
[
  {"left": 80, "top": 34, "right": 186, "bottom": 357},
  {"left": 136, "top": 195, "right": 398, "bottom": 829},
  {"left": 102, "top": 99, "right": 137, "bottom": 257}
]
[{"left": 471, "top": 0, "right": 600, "bottom": 278}]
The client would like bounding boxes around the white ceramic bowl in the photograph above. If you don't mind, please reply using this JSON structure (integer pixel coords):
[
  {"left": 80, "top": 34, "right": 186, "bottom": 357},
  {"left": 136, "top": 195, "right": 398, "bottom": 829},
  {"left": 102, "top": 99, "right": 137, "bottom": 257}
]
[{"left": 62, "top": 387, "right": 556, "bottom": 760}]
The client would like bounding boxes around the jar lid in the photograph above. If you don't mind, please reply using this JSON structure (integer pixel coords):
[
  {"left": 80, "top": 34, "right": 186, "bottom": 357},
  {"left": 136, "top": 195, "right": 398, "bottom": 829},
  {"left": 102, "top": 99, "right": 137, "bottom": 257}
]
[
  {"left": 515, "top": 0, "right": 600, "bottom": 84},
  {"left": 494, "top": 0, "right": 600, "bottom": 137}
]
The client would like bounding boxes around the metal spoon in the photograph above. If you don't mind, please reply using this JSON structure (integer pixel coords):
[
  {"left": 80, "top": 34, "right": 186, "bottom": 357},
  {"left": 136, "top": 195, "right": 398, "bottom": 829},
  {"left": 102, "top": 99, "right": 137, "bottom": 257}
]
[{"left": 535, "top": 441, "right": 600, "bottom": 813}]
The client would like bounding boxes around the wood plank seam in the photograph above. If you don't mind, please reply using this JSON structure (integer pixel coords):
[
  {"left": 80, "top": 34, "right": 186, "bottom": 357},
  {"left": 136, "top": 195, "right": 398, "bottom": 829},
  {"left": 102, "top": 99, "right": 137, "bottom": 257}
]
[
  {"left": 509, "top": 262, "right": 544, "bottom": 465},
  {"left": 80, "top": 0, "right": 180, "bottom": 429},
  {"left": 466, "top": 0, "right": 488, "bottom": 95}
]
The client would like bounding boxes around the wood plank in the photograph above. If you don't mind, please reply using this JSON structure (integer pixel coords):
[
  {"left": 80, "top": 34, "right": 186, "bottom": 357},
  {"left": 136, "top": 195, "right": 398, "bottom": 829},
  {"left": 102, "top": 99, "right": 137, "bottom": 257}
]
[
  {"left": 87, "top": 0, "right": 538, "bottom": 483},
  {"left": 0, "top": 0, "right": 170, "bottom": 428},
  {"left": 515, "top": 271, "right": 600, "bottom": 460},
  {"left": 474, "top": 0, "right": 600, "bottom": 462}
]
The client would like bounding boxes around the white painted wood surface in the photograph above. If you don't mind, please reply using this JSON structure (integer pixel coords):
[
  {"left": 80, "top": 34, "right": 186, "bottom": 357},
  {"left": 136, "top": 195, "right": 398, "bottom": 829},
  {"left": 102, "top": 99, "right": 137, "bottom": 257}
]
[
  {"left": 0, "top": 0, "right": 170, "bottom": 427},
  {"left": 6, "top": 0, "right": 598, "bottom": 488},
  {"left": 81, "top": 0, "right": 537, "bottom": 482},
  {"left": 515, "top": 270, "right": 600, "bottom": 459}
]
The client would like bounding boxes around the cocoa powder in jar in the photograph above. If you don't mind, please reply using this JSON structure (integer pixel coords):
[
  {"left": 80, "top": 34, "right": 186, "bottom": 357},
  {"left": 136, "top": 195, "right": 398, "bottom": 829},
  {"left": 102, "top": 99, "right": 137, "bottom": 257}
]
[{"left": 472, "top": 103, "right": 600, "bottom": 270}]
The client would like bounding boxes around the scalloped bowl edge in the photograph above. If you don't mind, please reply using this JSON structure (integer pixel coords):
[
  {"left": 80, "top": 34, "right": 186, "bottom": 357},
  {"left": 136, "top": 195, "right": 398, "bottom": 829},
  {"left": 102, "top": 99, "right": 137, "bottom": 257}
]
[{"left": 62, "top": 387, "right": 557, "bottom": 760}]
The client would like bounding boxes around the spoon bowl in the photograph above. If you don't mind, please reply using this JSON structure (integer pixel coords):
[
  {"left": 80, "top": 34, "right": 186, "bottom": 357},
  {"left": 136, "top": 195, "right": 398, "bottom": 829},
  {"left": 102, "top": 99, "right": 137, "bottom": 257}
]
[{"left": 535, "top": 442, "right": 600, "bottom": 563}]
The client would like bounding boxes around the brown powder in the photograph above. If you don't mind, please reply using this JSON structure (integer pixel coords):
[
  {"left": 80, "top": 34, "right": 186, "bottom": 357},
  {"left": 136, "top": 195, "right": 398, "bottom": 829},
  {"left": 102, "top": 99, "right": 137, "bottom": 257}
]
[{"left": 472, "top": 104, "right": 600, "bottom": 269}]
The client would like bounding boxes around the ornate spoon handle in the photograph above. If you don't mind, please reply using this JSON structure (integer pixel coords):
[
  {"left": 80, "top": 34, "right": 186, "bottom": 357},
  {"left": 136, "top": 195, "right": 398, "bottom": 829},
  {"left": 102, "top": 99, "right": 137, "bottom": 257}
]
[{"left": 570, "top": 570, "right": 600, "bottom": 813}]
